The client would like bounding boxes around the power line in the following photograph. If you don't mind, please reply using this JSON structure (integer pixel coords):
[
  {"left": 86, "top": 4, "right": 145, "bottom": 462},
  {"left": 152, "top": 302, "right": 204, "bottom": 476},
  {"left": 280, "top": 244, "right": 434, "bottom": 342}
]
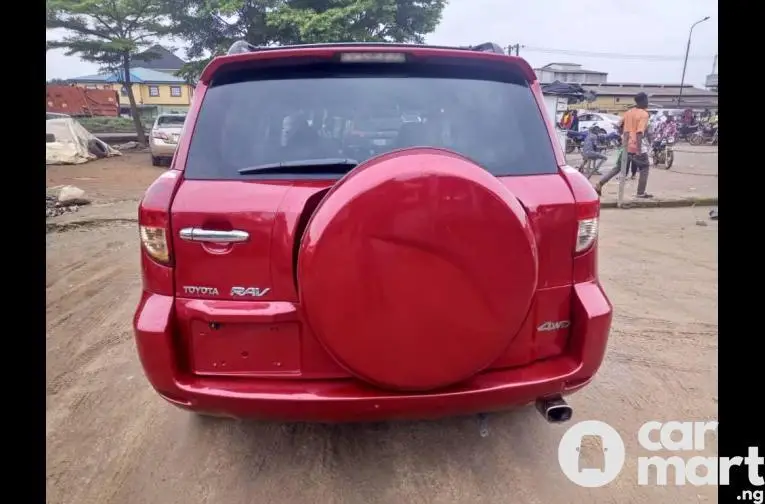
[{"left": 516, "top": 45, "right": 714, "bottom": 62}]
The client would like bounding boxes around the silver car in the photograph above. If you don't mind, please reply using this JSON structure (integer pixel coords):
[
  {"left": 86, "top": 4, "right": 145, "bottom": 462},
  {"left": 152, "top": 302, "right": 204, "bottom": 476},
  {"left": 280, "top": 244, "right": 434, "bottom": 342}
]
[{"left": 149, "top": 114, "right": 186, "bottom": 166}]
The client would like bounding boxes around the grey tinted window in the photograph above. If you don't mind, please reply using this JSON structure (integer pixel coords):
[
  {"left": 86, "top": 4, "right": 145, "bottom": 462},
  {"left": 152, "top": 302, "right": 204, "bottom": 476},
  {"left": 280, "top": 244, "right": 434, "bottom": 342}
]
[
  {"left": 185, "top": 62, "right": 558, "bottom": 179},
  {"left": 157, "top": 115, "right": 185, "bottom": 126}
]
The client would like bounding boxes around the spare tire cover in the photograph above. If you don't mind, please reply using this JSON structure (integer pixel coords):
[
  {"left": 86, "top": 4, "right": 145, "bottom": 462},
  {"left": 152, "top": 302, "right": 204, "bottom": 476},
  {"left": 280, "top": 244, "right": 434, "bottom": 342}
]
[{"left": 298, "top": 148, "right": 538, "bottom": 391}]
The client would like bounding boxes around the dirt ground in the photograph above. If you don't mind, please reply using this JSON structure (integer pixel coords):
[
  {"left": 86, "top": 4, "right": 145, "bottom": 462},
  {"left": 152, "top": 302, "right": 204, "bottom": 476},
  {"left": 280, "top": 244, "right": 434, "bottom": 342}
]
[
  {"left": 46, "top": 151, "right": 165, "bottom": 203},
  {"left": 46, "top": 152, "right": 718, "bottom": 504}
]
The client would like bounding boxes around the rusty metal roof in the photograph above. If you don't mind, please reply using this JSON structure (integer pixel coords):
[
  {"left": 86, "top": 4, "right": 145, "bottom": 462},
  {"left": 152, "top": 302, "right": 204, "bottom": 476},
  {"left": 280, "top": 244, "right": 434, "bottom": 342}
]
[{"left": 46, "top": 85, "right": 120, "bottom": 117}]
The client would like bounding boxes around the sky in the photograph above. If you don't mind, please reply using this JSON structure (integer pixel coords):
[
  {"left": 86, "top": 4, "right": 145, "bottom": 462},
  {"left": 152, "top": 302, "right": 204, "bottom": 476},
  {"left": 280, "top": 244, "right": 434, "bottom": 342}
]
[{"left": 46, "top": 0, "right": 718, "bottom": 86}]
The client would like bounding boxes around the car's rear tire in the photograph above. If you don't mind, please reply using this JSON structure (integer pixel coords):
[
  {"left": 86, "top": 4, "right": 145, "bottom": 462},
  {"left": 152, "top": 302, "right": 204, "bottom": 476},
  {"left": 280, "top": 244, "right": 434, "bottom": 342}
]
[{"left": 151, "top": 155, "right": 162, "bottom": 166}]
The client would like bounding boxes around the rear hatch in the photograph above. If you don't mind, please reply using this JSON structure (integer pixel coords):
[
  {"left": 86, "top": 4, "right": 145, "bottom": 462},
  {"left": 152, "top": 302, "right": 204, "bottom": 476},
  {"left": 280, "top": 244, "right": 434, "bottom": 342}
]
[{"left": 169, "top": 48, "right": 581, "bottom": 388}]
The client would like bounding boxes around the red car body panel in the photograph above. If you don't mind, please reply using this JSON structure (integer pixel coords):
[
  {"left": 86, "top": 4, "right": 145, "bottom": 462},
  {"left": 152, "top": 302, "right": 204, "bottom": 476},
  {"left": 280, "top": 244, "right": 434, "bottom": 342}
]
[
  {"left": 133, "top": 43, "right": 612, "bottom": 422},
  {"left": 134, "top": 281, "right": 610, "bottom": 422}
]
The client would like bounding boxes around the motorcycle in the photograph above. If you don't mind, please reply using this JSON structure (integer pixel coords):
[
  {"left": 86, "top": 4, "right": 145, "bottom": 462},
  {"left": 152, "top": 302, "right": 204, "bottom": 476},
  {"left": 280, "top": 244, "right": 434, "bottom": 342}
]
[
  {"left": 565, "top": 130, "right": 587, "bottom": 154},
  {"left": 677, "top": 123, "right": 699, "bottom": 143},
  {"left": 688, "top": 125, "right": 718, "bottom": 146},
  {"left": 652, "top": 136, "right": 675, "bottom": 169}
]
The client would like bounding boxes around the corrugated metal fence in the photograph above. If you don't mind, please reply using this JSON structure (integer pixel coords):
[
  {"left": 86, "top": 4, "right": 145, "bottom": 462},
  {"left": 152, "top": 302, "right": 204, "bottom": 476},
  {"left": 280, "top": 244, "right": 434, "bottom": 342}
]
[{"left": 46, "top": 85, "right": 120, "bottom": 117}]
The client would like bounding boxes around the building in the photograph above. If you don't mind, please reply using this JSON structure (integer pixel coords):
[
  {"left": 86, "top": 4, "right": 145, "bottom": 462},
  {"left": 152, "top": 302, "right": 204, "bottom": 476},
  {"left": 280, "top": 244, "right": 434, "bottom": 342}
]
[
  {"left": 46, "top": 85, "right": 119, "bottom": 117},
  {"left": 577, "top": 83, "right": 718, "bottom": 112},
  {"left": 705, "top": 54, "right": 718, "bottom": 92},
  {"left": 705, "top": 74, "right": 718, "bottom": 92},
  {"left": 69, "top": 68, "right": 193, "bottom": 117},
  {"left": 534, "top": 63, "right": 608, "bottom": 85},
  {"left": 133, "top": 45, "right": 186, "bottom": 76}
]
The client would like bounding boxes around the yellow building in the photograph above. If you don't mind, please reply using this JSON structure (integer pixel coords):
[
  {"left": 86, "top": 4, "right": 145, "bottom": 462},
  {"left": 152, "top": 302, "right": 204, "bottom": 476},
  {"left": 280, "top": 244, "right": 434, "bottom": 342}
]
[{"left": 69, "top": 67, "right": 194, "bottom": 117}]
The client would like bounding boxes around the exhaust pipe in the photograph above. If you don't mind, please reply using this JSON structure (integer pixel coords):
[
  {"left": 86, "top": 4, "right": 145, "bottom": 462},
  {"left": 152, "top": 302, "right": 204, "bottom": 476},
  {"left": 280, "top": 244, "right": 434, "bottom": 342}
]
[{"left": 536, "top": 396, "right": 573, "bottom": 424}]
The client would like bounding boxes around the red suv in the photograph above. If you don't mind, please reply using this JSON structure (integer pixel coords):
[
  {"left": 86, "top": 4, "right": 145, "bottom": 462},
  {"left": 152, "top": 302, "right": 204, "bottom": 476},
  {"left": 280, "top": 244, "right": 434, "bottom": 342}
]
[{"left": 133, "top": 41, "right": 612, "bottom": 424}]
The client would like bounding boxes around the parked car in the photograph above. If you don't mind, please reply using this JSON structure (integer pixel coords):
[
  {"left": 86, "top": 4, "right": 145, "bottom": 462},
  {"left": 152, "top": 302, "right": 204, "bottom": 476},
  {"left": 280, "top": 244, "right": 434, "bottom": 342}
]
[
  {"left": 149, "top": 113, "right": 186, "bottom": 166},
  {"left": 577, "top": 112, "right": 620, "bottom": 135},
  {"left": 134, "top": 41, "right": 612, "bottom": 425}
]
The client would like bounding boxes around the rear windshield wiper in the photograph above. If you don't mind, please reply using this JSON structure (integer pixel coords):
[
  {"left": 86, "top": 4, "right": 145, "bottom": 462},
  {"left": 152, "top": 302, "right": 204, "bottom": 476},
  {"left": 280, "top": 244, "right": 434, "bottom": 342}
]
[{"left": 237, "top": 158, "right": 359, "bottom": 175}]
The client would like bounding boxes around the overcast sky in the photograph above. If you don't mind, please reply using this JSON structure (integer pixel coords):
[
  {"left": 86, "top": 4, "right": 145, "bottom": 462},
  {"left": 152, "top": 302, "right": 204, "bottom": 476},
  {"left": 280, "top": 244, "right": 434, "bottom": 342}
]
[{"left": 46, "top": 0, "right": 718, "bottom": 86}]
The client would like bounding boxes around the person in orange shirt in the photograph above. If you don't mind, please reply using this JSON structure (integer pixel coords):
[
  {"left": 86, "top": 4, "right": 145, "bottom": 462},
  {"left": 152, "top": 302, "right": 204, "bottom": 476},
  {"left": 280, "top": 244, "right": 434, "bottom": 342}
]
[
  {"left": 622, "top": 92, "right": 652, "bottom": 198},
  {"left": 593, "top": 92, "right": 653, "bottom": 198}
]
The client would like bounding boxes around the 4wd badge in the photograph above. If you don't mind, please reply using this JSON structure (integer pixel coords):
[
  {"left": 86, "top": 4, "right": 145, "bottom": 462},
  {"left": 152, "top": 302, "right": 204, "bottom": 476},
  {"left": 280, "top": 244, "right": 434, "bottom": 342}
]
[
  {"left": 537, "top": 320, "right": 571, "bottom": 332},
  {"left": 231, "top": 286, "right": 271, "bottom": 297}
]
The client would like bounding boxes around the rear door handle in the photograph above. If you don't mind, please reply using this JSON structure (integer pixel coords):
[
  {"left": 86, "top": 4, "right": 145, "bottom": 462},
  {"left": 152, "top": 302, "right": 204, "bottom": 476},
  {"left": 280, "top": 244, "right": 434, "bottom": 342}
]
[{"left": 179, "top": 228, "right": 249, "bottom": 243}]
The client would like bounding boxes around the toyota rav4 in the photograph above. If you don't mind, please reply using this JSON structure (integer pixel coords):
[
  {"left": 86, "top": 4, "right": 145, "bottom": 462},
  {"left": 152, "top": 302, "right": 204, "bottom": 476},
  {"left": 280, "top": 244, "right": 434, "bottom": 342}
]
[{"left": 133, "top": 41, "right": 612, "bottom": 424}]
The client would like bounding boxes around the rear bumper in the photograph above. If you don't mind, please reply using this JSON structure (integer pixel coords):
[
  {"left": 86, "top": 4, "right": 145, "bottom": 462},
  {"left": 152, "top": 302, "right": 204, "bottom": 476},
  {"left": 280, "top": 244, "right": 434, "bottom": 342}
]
[
  {"left": 149, "top": 139, "right": 177, "bottom": 157},
  {"left": 133, "top": 282, "right": 612, "bottom": 422}
]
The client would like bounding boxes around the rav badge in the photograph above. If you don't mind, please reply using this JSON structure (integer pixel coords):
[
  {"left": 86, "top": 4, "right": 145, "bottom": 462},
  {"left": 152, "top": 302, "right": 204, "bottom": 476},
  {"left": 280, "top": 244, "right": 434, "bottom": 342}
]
[
  {"left": 183, "top": 286, "right": 220, "bottom": 296},
  {"left": 231, "top": 287, "right": 271, "bottom": 297},
  {"left": 537, "top": 320, "right": 571, "bottom": 332}
]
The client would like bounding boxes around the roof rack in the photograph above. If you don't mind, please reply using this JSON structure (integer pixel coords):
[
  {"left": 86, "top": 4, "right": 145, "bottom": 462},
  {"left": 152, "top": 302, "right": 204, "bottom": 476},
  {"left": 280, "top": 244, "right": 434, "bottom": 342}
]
[{"left": 226, "top": 41, "right": 508, "bottom": 56}]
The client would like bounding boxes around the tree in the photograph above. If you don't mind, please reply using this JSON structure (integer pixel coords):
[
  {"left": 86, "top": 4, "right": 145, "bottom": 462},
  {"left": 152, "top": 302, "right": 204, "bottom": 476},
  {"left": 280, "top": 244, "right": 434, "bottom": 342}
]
[
  {"left": 47, "top": 0, "right": 172, "bottom": 145},
  {"left": 163, "top": 0, "right": 446, "bottom": 82}
]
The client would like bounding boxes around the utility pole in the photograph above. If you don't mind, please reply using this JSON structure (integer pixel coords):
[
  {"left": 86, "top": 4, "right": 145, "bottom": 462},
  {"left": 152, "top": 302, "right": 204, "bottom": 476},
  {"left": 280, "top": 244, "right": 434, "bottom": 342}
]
[
  {"left": 507, "top": 43, "right": 520, "bottom": 56},
  {"left": 678, "top": 16, "right": 710, "bottom": 106}
]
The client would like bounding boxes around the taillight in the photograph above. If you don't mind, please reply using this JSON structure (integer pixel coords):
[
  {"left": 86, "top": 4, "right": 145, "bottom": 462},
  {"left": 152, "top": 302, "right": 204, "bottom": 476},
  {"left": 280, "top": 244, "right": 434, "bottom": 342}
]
[
  {"left": 152, "top": 130, "right": 168, "bottom": 140},
  {"left": 560, "top": 167, "right": 601, "bottom": 283},
  {"left": 139, "top": 226, "right": 170, "bottom": 263},
  {"left": 138, "top": 170, "right": 182, "bottom": 295},
  {"left": 339, "top": 52, "right": 406, "bottom": 63},
  {"left": 575, "top": 217, "right": 599, "bottom": 253},
  {"left": 575, "top": 199, "right": 599, "bottom": 254}
]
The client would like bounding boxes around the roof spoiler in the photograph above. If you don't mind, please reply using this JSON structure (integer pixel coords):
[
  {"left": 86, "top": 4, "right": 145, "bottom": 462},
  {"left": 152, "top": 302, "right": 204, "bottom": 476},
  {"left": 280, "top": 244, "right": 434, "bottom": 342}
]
[{"left": 226, "top": 41, "right": 508, "bottom": 56}]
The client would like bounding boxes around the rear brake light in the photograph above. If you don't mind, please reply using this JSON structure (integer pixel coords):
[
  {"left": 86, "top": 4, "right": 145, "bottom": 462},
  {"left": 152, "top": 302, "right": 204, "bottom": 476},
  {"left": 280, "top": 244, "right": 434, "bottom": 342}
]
[
  {"left": 152, "top": 131, "right": 168, "bottom": 140},
  {"left": 574, "top": 199, "right": 599, "bottom": 254},
  {"left": 138, "top": 170, "right": 182, "bottom": 295},
  {"left": 140, "top": 226, "right": 170, "bottom": 263},
  {"left": 339, "top": 52, "right": 406, "bottom": 63},
  {"left": 575, "top": 218, "right": 598, "bottom": 253}
]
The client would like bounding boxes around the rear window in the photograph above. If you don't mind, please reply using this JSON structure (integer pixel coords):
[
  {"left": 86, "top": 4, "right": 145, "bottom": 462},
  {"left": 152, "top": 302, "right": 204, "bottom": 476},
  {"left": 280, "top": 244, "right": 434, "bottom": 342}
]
[
  {"left": 157, "top": 115, "right": 185, "bottom": 126},
  {"left": 185, "top": 60, "right": 558, "bottom": 179}
]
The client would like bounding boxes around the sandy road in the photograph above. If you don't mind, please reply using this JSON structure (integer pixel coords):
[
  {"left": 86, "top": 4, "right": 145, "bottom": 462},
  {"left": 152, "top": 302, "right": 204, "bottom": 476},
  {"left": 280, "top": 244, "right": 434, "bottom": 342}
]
[
  {"left": 46, "top": 203, "right": 718, "bottom": 504},
  {"left": 46, "top": 151, "right": 719, "bottom": 503}
]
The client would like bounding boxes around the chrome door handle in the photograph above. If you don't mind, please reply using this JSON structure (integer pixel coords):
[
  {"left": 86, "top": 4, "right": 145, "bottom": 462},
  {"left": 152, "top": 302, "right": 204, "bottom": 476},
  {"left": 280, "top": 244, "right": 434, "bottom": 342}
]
[{"left": 179, "top": 228, "right": 249, "bottom": 243}]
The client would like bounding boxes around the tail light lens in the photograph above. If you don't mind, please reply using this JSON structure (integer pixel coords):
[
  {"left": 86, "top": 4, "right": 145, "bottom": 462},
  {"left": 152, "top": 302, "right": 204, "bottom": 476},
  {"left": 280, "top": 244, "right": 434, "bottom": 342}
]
[
  {"left": 575, "top": 217, "right": 599, "bottom": 253},
  {"left": 152, "top": 130, "right": 168, "bottom": 140},
  {"left": 560, "top": 167, "right": 601, "bottom": 283},
  {"left": 139, "top": 170, "right": 182, "bottom": 295},
  {"left": 139, "top": 226, "right": 170, "bottom": 263},
  {"left": 340, "top": 52, "right": 406, "bottom": 63}
]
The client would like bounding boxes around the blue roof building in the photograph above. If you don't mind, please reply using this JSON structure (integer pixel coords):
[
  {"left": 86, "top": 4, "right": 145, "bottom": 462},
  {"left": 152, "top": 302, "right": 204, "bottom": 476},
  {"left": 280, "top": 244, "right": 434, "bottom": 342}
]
[{"left": 69, "top": 67, "right": 193, "bottom": 117}]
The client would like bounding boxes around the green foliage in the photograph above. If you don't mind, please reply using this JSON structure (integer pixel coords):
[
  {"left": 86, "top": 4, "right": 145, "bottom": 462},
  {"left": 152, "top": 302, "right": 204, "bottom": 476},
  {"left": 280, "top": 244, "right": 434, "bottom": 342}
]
[
  {"left": 78, "top": 116, "right": 150, "bottom": 133},
  {"left": 164, "top": 0, "right": 447, "bottom": 81},
  {"left": 47, "top": 0, "right": 172, "bottom": 144},
  {"left": 47, "top": 0, "right": 171, "bottom": 71}
]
